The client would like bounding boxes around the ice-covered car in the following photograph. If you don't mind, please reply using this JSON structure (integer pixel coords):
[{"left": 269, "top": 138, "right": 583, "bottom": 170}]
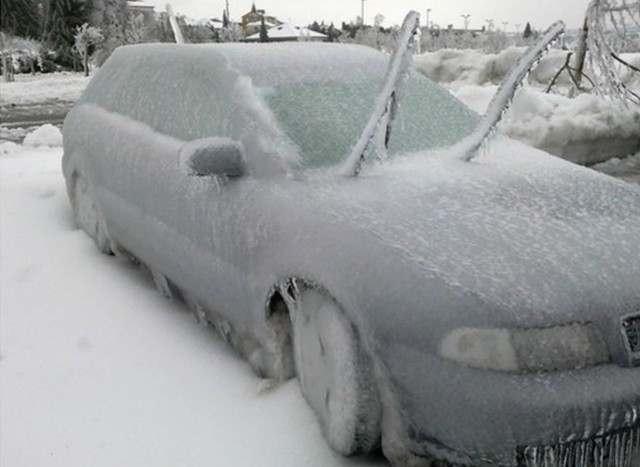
[{"left": 62, "top": 18, "right": 640, "bottom": 467}]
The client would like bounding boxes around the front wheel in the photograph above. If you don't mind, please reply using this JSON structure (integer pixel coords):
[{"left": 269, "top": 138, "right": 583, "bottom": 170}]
[
  {"left": 290, "top": 286, "right": 381, "bottom": 455},
  {"left": 72, "top": 174, "right": 112, "bottom": 254}
]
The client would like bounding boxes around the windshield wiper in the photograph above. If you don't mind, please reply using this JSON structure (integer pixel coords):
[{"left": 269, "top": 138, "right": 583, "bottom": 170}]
[
  {"left": 453, "top": 21, "right": 566, "bottom": 162},
  {"left": 341, "top": 11, "right": 420, "bottom": 177}
]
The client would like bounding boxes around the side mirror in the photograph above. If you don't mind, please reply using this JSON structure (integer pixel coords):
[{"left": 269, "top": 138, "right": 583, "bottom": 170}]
[{"left": 179, "top": 137, "right": 247, "bottom": 178}]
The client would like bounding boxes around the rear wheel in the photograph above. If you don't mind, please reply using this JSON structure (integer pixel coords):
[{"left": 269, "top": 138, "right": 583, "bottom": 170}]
[
  {"left": 290, "top": 285, "right": 381, "bottom": 455},
  {"left": 72, "top": 174, "right": 112, "bottom": 254}
]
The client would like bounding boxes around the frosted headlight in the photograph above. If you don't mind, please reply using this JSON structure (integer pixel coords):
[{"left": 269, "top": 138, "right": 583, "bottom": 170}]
[{"left": 440, "top": 323, "right": 609, "bottom": 372}]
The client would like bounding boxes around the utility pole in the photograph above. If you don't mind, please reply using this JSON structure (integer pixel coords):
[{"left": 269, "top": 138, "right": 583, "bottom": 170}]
[
  {"left": 361, "top": 0, "right": 366, "bottom": 28},
  {"left": 461, "top": 14, "right": 471, "bottom": 30},
  {"left": 426, "top": 8, "right": 431, "bottom": 29},
  {"left": 225, "top": 0, "right": 229, "bottom": 21}
]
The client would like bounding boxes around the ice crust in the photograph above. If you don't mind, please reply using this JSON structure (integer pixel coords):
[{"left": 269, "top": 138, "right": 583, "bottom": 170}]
[{"left": 63, "top": 41, "right": 640, "bottom": 467}]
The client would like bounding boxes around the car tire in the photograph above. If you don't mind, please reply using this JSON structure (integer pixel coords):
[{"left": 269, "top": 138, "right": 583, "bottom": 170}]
[
  {"left": 72, "top": 174, "right": 112, "bottom": 254},
  {"left": 290, "top": 286, "right": 381, "bottom": 455}
]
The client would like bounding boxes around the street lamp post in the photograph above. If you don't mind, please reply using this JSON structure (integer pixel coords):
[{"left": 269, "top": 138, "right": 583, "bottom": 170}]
[
  {"left": 485, "top": 19, "right": 494, "bottom": 31},
  {"left": 461, "top": 14, "right": 471, "bottom": 30},
  {"left": 426, "top": 8, "right": 431, "bottom": 29}
]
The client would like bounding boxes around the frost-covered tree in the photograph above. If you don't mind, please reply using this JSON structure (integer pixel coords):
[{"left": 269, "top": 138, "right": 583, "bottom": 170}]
[
  {"left": 89, "top": 0, "right": 127, "bottom": 64},
  {"left": 571, "top": 0, "right": 639, "bottom": 105},
  {"left": 73, "top": 22, "right": 102, "bottom": 76},
  {"left": 218, "top": 23, "right": 243, "bottom": 42}
]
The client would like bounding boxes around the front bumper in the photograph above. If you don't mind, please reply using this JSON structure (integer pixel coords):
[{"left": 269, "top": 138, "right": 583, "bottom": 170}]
[
  {"left": 518, "top": 425, "right": 640, "bottom": 467},
  {"left": 382, "top": 345, "right": 640, "bottom": 466}
]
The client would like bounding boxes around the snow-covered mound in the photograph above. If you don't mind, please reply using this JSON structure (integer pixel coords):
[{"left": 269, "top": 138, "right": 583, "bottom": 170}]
[{"left": 22, "top": 124, "right": 63, "bottom": 148}]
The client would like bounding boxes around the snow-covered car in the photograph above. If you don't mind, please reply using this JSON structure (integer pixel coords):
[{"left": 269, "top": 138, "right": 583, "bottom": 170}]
[{"left": 62, "top": 36, "right": 640, "bottom": 467}]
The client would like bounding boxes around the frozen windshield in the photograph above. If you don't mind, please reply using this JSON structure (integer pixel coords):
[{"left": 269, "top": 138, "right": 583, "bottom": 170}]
[{"left": 260, "top": 70, "right": 480, "bottom": 169}]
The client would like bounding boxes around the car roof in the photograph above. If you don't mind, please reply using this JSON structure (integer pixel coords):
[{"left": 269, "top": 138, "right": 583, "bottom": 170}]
[{"left": 113, "top": 42, "right": 389, "bottom": 87}]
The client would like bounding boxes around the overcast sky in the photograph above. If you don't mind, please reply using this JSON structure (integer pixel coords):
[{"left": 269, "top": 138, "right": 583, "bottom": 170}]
[{"left": 149, "top": 0, "right": 591, "bottom": 31}]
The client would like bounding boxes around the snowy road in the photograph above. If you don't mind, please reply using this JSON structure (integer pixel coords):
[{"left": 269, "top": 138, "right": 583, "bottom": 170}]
[{"left": 0, "top": 146, "right": 388, "bottom": 467}]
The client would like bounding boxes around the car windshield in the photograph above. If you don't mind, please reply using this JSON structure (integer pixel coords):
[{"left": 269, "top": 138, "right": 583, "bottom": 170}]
[{"left": 259, "top": 70, "right": 480, "bottom": 169}]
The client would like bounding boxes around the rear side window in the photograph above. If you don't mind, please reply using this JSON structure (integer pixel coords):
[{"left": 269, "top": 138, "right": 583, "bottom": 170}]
[{"left": 80, "top": 46, "right": 237, "bottom": 142}]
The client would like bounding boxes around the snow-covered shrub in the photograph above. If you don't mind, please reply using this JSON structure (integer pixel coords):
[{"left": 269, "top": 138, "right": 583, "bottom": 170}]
[{"left": 23, "top": 124, "right": 63, "bottom": 148}]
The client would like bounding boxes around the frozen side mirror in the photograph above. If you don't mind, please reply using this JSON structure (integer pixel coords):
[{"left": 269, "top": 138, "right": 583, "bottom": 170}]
[{"left": 179, "top": 137, "right": 246, "bottom": 178}]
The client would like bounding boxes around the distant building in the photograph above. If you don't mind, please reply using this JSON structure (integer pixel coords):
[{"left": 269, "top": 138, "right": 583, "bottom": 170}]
[
  {"left": 241, "top": 2, "right": 282, "bottom": 36},
  {"left": 126, "top": 0, "right": 156, "bottom": 21},
  {"left": 245, "top": 23, "right": 328, "bottom": 42}
]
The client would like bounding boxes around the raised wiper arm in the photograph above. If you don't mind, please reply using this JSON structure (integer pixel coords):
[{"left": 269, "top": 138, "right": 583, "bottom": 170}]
[
  {"left": 341, "top": 11, "right": 420, "bottom": 177},
  {"left": 166, "top": 3, "right": 185, "bottom": 44},
  {"left": 454, "top": 21, "right": 565, "bottom": 162}
]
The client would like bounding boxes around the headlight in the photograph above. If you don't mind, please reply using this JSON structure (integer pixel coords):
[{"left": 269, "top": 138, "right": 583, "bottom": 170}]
[{"left": 440, "top": 323, "right": 609, "bottom": 373}]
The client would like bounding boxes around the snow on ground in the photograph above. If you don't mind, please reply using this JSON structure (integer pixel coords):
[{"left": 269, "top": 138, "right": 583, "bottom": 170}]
[
  {"left": 0, "top": 72, "right": 91, "bottom": 106},
  {"left": 0, "top": 139, "right": 387, "bottom": 466}
]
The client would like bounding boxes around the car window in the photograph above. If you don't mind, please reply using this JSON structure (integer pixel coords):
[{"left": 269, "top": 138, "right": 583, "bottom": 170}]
[
  {"left": 260, "top": 70, "right": 480, "bottom": 169},
  {"left": 79, "top": 47, "right": 236, "bottom": 142}
]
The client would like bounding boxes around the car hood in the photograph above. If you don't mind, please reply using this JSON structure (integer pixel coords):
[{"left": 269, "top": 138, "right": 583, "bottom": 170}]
[{"left": 289, "top": 138, "right": 640, "bottom": 327}]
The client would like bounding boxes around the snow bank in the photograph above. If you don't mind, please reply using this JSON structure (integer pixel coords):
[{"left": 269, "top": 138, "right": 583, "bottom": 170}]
[
  {"left": 417, "top": 48, "right": 640, "bottom": 164},
  {"left": 414, "top": 47, "right": 570, "bottom": 88},
  {"left": 0, "top": 72, "right": 91, "bottom": 106},
  {"left": 22, "top": 124, "right": 63, "bottom": 148}
]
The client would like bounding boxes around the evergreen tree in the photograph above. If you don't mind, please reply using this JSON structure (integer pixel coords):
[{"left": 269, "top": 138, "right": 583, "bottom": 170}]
[
  {"left": 43, "top": 0, "right": 90, "bottom": 67},
  {"left": 523, "top": 22, "right": 532, "bottom": 39},
  {"left": 259, "top": 16, "right": 268, "bottom": 42},
  {"left": 0, "top": 0, "right": 42, "bottom": 38},
  {"left": 222, "top": 9, "right": 228, "bottom": 28}
]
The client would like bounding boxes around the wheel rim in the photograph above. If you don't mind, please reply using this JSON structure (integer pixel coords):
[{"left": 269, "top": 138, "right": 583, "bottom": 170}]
[
  {"left": 73, "top": 175, "right": 111, "bottom": 254},
  {"left": 74, "top": 176, "right": 99, "bottom": 237},
  {"left": 291, "top": 287, "right": 379, "bottom": 455}
]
